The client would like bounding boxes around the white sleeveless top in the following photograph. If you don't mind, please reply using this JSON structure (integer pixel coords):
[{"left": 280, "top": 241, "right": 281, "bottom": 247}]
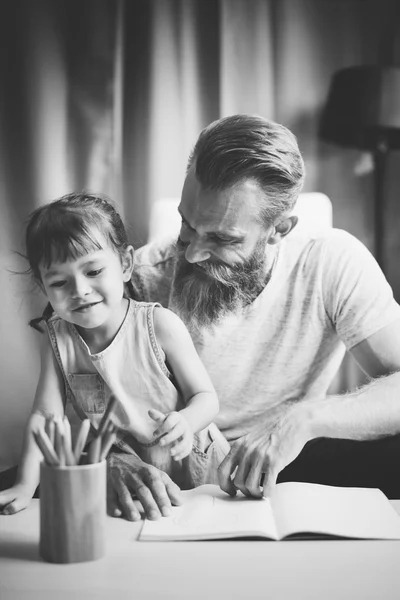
[
  {"left": 46, "top": 301, "right": 183, "bottom": 464},
  {"left": 45, "top": 299, "right": 229, "bottom": 486}
]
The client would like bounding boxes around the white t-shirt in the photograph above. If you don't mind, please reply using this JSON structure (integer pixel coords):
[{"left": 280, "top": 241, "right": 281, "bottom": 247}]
[{"left": 131, "top": 229, "right": 400, "bottom": 442}]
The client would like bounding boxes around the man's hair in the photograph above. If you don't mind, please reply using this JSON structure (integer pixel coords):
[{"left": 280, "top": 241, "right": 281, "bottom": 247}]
[{"left": 187, "top": 114, "right": 305, "bottom": 224}]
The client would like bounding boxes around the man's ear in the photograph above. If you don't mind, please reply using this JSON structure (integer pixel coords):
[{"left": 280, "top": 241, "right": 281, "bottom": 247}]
[
  {"left": 122, "top": 245, "right": 135, "bottom": 282},
  {"left": 267, "top": 215, "right": 298, "bottom": 245}
]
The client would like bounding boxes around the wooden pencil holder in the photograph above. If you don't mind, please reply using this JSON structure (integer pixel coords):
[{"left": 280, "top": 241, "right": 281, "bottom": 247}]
[{"left": 39, "top": 460, "right": 107, "bottom": 564}]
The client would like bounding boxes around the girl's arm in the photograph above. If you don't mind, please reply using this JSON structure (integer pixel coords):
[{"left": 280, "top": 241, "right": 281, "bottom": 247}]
[
  {"left": 153, "top": 306, "right": 219, "bottom": 433},
  {"left": 0, "top": 333, "right": 65, "bottom": 514}
]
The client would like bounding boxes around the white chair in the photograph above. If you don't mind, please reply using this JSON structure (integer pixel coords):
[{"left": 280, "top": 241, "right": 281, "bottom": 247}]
[
  {"left": 291, "top": 192, "right": 332, "bottom": 232},
  {"left": 148, "top": 198, "right": 182, "bottom": 242},
  {"left": 148, "top": 192, "right": 333, "bottom": 242}
]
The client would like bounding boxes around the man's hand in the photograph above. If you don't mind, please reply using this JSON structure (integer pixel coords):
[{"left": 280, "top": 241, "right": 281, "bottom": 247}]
[
  {"left": 107, "top": 451, "right": 183, "bottom": 521},
  {"left": 0, "top": 483, "right": 34, "bottom": 515},
  {"left": 149, "top": 408, "right": 194, "bottom": 460},
  {"left": 218, "top": 401, "right": 314, "bottom": 499}
]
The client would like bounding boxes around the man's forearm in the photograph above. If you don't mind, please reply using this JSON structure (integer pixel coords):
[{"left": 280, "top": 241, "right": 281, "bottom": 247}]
[{"left": 308, "top": 371, "right": 400, "bottom": 441}]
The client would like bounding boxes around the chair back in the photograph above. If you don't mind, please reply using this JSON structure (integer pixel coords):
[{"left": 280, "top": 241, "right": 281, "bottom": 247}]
[{"left": 148, "top": 192, "right": 333, "bottom": 242}]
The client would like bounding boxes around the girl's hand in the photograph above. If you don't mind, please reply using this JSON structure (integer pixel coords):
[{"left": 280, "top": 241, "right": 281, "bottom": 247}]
[
  {"left": 148, "top": 409, "right": 194, "bottom": 460},
  {"left": 0, "top": 483, "right": 34, "bottom": 515}
]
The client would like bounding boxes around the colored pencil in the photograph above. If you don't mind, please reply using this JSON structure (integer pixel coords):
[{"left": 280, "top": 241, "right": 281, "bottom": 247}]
[
  {"left": 45, "top": 417, "right": 55, "bottom": 448},
  {"left": 73, "top": 419, "right": 91, "bottom": 464},
  {"left": 99, "top": 423, "right": 118, "bottom": 461},
  {"left": 37, "top": 411, "right": 119, "bottom": 466},
  {"left": 54, "top": 419, "right": 66, "bottom": 466},
  {"left": 87, "top": 435, "right": 102, "bottom": 464},
  {"left": 97, "top": 395, "right": 118, "bottom": 437},
  {"left": 62, "top": 416, "right": 76, "bottom": 466},
  {"left": 33, "top": 430, "right": 60, "bottom": 466}
]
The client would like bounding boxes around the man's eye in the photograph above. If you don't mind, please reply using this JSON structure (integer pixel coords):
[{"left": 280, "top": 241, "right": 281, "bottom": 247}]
[
  {"left": 213, "top": 236, "right": 235, "bottom": 244},
  {"left": 87, "top": 268, "right": 103, "bottom": 277}
]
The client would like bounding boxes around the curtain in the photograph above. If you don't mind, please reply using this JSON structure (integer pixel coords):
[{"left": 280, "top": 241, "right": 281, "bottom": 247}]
[
  {"left": 1, "top": 0, "right": 400, "bottom": 466},
  {"left": 0, "top": 0, "right": 121, "bottom": 465}
]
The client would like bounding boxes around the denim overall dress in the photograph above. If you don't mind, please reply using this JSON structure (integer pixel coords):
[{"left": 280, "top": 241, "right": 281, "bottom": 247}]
[{"left": 45, "top": 299, "right": 229, "bottom": 488}]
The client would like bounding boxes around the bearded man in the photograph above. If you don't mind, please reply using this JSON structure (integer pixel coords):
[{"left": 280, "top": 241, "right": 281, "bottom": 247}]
[{"left": 107, "top": 114, "right": 400, "bottom": 522}]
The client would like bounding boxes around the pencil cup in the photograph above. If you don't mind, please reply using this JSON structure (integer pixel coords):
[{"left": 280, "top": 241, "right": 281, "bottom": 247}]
[{"left": 39, "top": 460, "right": 107, "bottom": 564}]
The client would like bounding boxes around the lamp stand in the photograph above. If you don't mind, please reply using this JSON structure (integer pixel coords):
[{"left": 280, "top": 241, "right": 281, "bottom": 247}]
[{"left": 373, "top": 141, "right": 388, "bottom": 274}]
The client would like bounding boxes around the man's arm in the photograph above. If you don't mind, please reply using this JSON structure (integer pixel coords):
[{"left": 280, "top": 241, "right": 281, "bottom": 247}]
[
  {"left": 312, "top": 319, "right": 400, "bottom": 439},
  {"left": 218, "top": 319, "right": 400, "bottom": 499}
]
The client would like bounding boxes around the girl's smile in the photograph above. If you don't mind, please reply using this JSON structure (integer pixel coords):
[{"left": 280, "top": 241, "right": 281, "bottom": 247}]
[{"left": 71, "top": 300, "right": 103, "bottom": 312}]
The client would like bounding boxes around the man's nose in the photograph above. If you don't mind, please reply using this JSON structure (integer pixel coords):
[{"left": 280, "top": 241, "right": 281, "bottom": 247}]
[
  {"left": 70, "top": 277, "right": 92, "bottom": 298},
  {"left": 184, "top": 237, "right": 211, "bottom": 264}
]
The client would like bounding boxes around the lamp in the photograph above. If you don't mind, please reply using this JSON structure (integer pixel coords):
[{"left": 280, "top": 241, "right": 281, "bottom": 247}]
[{"left": 320, "top": 65, "right": 400, "bottom": 273}]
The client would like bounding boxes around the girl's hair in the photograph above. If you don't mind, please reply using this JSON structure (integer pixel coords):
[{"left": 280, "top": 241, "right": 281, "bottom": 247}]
[
  {"left": 26, "top": 192, "right": 135, "bottom": 330},
  {"left": 187, "top": 114, "right": 305, "bottom": 225}
]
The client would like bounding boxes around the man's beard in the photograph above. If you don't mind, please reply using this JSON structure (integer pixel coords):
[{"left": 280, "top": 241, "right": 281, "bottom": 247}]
[{"left": 170, "top": 237, "right": 271, "bottom": 330}]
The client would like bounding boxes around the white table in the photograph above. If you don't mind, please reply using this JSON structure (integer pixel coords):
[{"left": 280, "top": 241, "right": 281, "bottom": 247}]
[{"left": 1, "top": 500, "right": 400, "bottom": 600}]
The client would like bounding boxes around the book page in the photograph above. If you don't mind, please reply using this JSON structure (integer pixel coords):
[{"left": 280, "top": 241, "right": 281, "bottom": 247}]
[
  {"left": 271, "top": 482, "right": 400, "bottom": 540},
  {"left": 140, "top": 484, "right": 278, "bottom": 541}
]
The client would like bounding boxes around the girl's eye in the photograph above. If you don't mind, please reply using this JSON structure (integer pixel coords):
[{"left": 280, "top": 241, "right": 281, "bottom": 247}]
[
  {"left": 49, "top": 281, "right": 66, "bottom": 288},
  {"left": 87, "top": 268, "right": 103, "bottom": 277}
]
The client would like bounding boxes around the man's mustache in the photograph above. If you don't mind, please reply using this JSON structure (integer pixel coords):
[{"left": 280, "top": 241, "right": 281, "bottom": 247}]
[{"left": 175, "top": 237, "right": 242, "bottom": 283}]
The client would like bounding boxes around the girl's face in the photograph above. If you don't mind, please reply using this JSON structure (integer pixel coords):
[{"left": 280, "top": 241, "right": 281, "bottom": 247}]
[{"left": 39, "top": 233, "right": 133, "bottom": 337}]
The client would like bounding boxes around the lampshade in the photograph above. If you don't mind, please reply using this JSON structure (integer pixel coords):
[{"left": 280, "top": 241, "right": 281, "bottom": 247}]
[{"left": 320, "top": 65, "right": 400, "bottom": 150}]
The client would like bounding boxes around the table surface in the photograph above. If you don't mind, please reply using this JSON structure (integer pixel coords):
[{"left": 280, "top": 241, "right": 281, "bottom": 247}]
[{"left": 1, "top": 499, "right": 400, "bottom": 600}]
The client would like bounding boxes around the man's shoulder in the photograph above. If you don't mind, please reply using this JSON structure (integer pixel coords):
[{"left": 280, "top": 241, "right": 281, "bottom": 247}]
[
  {"left": 285, "top": 227, "right": 370, "bottom": 263},
  {"left": 308, "top": 228, "right": 375, "bottom": 270},
  {"left": 134, "top": 237, "right": 176, "bottom": 267},
  {"left": 311, "top": 227, "right": 367, "bottom": 249},
  {"left": 131, "top": 238, "right": 176, "bottom": 303},
  {"left": 277, "top": 228, "right": 375, "bottom": 292}
]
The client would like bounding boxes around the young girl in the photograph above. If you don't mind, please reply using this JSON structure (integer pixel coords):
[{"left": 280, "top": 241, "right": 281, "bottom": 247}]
[{"left": 0, "top": 192, "right": 229, "bottom": 515}]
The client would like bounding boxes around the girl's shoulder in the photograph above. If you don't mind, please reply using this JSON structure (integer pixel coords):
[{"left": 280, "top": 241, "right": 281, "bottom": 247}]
[
  {"left": 152, "top": 305, "right": 190, "bottom": 347},
  {"left": 130, "top": 298, "right": 161, "bottom": 310},
  {"left": 152, "top": 303, "right": 182, "bottom": 324},
  {"left": 44, "top": 314, "right": 76, "bottom": 346},
  {"left": 45, "top": 312, "right": 69, "bottom": 330}
]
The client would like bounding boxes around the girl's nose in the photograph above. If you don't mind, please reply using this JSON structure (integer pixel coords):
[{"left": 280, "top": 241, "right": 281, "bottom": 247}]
[{"left": 70, "top": 277, "right": 92, "bottom": 298}]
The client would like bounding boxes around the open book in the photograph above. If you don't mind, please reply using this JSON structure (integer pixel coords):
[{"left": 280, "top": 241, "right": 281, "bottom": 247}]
[{"left": 139, "top": 482, "right": 400, "bottom": 541}]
